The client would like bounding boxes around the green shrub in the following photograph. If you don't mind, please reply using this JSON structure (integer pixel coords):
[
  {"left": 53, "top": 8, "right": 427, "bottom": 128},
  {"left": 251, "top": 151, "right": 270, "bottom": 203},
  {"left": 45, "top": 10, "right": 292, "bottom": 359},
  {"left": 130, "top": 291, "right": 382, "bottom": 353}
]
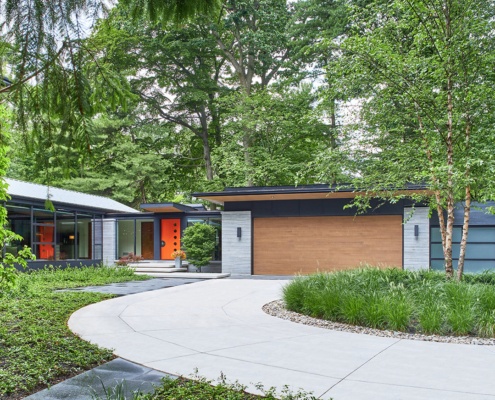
[{"left": 182, "top": 224, "right": 216, "bottom": 272}]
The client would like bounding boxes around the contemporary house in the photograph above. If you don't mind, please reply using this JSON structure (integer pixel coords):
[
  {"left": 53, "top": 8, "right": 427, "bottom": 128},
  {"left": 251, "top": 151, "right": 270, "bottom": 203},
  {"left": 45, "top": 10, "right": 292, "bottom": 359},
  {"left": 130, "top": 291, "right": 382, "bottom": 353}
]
[
  {"left": 194, "top": 185, "right": 495, "bottom": 275},
  {"left": 5, "top": 178, "right": 495, "bottom": 274},
  {"left": 4, "top": 179, "right": 221, "bottom": 269}
]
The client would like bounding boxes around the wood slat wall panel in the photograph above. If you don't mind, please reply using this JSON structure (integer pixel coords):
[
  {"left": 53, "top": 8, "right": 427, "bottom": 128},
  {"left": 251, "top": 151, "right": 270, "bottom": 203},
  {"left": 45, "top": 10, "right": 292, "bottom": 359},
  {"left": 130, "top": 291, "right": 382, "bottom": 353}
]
[{"left": 253, "top": 216, "right": 402, "bottom": 275}]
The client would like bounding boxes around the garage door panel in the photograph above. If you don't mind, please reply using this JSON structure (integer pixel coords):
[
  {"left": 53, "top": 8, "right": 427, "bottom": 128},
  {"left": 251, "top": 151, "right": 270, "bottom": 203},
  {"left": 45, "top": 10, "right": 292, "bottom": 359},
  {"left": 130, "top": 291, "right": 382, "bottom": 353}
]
[{"left": 254, "top": 216, "right": 402, "bottom": 275}]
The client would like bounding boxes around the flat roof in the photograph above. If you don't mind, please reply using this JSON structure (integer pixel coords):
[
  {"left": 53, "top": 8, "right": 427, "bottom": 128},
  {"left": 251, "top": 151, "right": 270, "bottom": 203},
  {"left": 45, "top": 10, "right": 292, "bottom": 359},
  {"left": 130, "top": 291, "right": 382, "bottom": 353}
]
[
  {"left": 6, "top": 178, "right": 138, "bottom": 213},
  {"left": 193, "top": 184, "right": 429, "bottom": 205},
  {"left": 140, "top": 203, "right": 206, "bottom": 213}
]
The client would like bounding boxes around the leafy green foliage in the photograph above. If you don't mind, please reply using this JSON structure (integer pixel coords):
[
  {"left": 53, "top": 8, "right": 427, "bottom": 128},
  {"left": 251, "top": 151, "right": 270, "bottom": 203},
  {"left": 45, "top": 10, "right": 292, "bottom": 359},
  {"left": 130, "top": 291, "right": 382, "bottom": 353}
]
[
  {"left": 136, "top": 375, "right": 317, "bottom": 400},
  {"left": 0, "top": 265, "right": 147, "bottom": 398},
  {"left": 283, "top": 268, "right": 495, "bottom": 337},
  {"left": 0, "top": 105, "right": 35, "bottom": 292},
  {"left": 121, "top": 0, "right": 222, "bottom": 24},
  {"left": 181, "top": 224, "right": 216, "bottom": 271},
  {"left": 334, "top": 0, "right": 495, "bottom": 278}
]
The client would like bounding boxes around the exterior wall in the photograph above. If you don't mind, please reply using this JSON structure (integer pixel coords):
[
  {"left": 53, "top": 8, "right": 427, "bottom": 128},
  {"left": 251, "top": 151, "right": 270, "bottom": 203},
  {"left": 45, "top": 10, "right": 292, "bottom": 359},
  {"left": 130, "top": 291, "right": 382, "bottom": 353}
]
[
  {"left": 403, "top": 207, "right": 430, "bottom": 270},
  {"left": 102, "top": 218, "right": 117, "bottom": 266},
  {"left": 221, "top": 211, "right": 251, "bottom": 275}
]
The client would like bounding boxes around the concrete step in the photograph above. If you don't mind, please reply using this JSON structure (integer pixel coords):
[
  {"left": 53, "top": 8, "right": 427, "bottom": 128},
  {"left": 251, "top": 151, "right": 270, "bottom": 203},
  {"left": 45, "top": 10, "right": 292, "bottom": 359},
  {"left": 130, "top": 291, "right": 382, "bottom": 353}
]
[
  {"left": 135, "top": 272, "right": 230, "bottom": 279},
  {"left": 127, "top": 262, "right": 188, "bottom": 268},
  {"left": 135, "top": 268, "right": 187, "bottom": 274}
]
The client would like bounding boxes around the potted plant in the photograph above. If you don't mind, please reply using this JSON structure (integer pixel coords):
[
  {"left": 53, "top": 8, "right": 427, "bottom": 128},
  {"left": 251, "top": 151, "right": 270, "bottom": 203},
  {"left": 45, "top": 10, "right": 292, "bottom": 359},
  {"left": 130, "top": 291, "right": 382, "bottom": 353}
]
[{"left": 171, "top": 250, "right": 186, "bottom": 268}]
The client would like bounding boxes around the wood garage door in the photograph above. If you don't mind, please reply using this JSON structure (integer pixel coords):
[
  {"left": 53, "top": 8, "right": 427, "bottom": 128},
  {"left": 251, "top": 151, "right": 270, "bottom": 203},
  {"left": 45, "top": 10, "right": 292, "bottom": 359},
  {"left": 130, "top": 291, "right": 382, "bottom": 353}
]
[{"left": 253, "top": 215, "right": 403, "bottom": 275}]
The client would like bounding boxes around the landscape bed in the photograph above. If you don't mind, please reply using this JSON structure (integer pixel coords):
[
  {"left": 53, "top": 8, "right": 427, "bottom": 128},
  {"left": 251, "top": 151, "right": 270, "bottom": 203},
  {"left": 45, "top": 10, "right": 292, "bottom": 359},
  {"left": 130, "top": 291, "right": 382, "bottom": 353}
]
[
  {"left": 0, "top": 265, "right": 149, "bottom": 399},
  {"left": 282, "top": 268, "right": 495, "bottom": 338}
]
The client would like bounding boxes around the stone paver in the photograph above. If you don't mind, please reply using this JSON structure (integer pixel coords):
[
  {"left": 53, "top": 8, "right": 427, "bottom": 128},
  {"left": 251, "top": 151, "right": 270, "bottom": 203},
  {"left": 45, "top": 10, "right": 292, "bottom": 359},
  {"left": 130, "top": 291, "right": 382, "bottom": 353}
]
[
  {"left": 25, "top": 358, "right": 169, "bottom": 400},
  {"left": 58, "top": 277, "right": 205, "bottom": 296},
  {"left": 69, "top": 279, "right": 495, "bottom": 400}
]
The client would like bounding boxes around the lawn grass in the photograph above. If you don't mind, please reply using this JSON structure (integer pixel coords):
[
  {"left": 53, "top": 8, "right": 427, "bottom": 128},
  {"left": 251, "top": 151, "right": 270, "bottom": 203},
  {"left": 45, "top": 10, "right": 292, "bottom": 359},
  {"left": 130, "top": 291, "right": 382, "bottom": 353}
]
[
  {"left": 0, "top": 265, "right": 150, "bottom": 399},
  {"left": 283, "top": 268, "right": 495, "bottom": 337}
]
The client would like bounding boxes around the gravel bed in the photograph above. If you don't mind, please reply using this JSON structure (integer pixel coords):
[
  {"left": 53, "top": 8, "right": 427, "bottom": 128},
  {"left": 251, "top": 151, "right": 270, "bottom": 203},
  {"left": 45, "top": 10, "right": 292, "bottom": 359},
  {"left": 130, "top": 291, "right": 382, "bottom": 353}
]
[{"left": 263, "top": 299, "right": 495, "bottom": 345}]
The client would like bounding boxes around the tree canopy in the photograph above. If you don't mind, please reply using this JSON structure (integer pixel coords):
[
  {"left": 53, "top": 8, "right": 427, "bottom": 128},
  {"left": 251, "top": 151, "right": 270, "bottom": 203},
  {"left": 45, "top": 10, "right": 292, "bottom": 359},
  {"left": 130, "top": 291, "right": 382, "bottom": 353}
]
[{"left": 335, "top": 0, "right": 495, "bottom": 278}]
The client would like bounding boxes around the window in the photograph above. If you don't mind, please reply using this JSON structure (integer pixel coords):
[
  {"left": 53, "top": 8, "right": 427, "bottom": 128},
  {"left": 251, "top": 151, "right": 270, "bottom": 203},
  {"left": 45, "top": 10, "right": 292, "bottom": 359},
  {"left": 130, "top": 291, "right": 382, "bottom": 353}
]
[{"left": 431, "top": 226, "right": 495, "bottom": 273}]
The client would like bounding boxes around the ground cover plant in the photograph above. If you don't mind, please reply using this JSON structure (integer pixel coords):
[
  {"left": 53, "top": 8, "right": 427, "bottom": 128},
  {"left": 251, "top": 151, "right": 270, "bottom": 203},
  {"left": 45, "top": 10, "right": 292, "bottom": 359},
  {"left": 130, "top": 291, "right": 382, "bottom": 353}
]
[
  {"left": 0, "top": 265, "right": 150, "bottom": 399},
  {"left": 94, "top": 375, "right": 318, "bottom": 400},
  {"left": 138, "top": 376, "right": 317, "bottom": 400},
  {"left": 283, "top": 268, "right": 495, "bottom": 337}
]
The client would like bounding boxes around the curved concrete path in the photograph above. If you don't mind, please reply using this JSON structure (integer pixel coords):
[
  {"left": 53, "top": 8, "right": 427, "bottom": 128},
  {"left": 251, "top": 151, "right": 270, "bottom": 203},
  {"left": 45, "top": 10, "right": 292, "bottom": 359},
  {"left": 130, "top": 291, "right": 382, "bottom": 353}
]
[{"left": 69, "top": 279, "right": 495, "bottom": 400}]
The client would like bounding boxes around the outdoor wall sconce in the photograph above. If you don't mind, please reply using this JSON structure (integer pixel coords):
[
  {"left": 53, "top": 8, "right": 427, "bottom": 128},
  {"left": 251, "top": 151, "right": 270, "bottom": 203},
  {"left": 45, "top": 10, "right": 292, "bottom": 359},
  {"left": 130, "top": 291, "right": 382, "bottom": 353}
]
[
  {"left": 237, "top": 227, "right": 242, "bottom": 238},
  {"left": 414, "top": 225, "right": 419, "bottom": 237}
]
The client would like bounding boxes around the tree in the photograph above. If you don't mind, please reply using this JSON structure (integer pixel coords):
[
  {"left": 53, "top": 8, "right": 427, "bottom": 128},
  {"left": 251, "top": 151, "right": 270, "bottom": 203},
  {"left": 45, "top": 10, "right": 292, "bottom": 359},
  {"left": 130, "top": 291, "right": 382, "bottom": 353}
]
[
  {"left": 214, "top": 85, "right": 329, "bottom": 186},
  {"left": 89, "top": 7, "right": 228, "bottom": 184},
  {"left": 0, "top": 105, "right": 34, "bottom": 291},
  {"left": 122, "top": 0, "right": 222, "bottom": 23},
  {"left": 182, "top": 223, "right": 216, "bottom": 272},
  {"left": 336, "top": 0, "right": 495, "bottom": 279}
]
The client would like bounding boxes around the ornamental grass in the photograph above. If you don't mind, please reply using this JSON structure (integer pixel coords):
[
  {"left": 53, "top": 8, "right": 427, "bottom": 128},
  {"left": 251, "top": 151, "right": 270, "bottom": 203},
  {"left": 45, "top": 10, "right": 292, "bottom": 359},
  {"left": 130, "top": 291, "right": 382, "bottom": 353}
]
[{"left": 283, "top": 268, "right": 495, "bottom": 338}]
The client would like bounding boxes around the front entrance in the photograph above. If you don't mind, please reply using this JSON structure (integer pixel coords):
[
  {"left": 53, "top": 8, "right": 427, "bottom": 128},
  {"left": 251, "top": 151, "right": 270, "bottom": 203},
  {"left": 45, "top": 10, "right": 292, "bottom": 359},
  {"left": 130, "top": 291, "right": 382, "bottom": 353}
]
[
  {"left": 160, "top": 219, "right": 181, "bottom": 260},
  {"left": 140, "top": 221, "right": 154, "bottom": 259}
]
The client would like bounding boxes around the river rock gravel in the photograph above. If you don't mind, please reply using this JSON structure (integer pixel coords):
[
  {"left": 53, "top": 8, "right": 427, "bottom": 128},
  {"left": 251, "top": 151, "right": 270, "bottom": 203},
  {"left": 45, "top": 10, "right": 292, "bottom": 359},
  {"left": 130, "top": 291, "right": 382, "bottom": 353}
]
[{"left": 262, "top": 299, "right": 495, "bottom": 345}]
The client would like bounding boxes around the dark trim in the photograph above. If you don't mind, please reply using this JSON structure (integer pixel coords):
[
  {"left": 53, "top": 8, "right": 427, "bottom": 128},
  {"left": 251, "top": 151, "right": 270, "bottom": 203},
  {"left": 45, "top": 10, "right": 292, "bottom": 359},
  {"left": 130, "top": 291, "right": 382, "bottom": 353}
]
[
  {"left": 9, "top": 195, "right": 133, "bottom": 215},
  {"left": 226, "top": 198, "right": 413, "bottom": 218},
  {"left": 401, "top": 215, "right": 404, "bottom": 269},
  {"left": 140, "top": 202, "right": 202, "bottom": 213},
  {"left": 193, "top": 183, "right": 428, "bottom": 198},
  {"left": 154, "top": 215, "right": 161, "bottom": 260},
  {"left": 251, "top": 214, "right": 254, "bottom": 275}
]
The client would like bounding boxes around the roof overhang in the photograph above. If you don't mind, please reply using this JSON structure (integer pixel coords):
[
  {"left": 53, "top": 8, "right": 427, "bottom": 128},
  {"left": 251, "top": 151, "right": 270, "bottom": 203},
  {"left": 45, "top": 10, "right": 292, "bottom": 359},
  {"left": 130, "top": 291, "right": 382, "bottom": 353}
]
[
  {"left": 140, "top": 203, "right": 199, "bottom": 213},
  {"left": 193, "top": 185, "right": 431, "bottom": 206}
]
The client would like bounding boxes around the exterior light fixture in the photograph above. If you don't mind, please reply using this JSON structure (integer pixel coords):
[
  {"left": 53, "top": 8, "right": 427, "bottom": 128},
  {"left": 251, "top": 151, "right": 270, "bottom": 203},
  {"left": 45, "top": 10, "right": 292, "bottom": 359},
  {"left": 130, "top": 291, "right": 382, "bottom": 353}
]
[
  {"left": 414, "top": 225, "right": 419, "bottom": 237},
  {"left": 237, "top": 227, "right": 242, "bottom": 238}
]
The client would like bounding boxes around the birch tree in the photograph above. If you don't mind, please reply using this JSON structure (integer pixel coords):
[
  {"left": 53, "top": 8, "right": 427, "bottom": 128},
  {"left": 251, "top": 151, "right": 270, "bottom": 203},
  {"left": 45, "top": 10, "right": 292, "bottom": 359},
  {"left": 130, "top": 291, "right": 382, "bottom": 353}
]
[{"left": 336, "top": 0, "right": 495, "bottom": 279}]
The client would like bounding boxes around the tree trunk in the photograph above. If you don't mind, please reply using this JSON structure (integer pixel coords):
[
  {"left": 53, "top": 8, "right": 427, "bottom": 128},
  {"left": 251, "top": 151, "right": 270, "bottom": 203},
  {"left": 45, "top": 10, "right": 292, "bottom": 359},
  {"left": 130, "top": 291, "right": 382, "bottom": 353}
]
[
  {"left": 457, "top": 185, "right": 471, "bottom": 280},
  {"left": 202, "top": 133, "right": 214, "bottom": 181}
]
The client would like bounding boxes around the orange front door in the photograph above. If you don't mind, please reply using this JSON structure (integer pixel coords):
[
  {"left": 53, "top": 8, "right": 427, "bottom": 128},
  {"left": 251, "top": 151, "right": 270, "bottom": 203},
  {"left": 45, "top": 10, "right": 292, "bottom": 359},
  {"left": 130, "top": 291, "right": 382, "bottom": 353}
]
[
  {"left": 39, "top": 225, "right": 54, "bottom": 259},
  {"left": 160, "top": 219, "right": 181, "bottom": 260}
]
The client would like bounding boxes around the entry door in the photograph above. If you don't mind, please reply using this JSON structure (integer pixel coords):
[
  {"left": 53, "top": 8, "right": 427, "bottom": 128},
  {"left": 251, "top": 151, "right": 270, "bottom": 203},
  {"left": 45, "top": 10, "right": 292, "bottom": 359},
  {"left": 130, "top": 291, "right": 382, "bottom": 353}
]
[
  {"left": 141, "top": 222, "right": 154, "bottom": 259},
  {"left": 160, "top": 219, "right": 181, "bottom": 260}
]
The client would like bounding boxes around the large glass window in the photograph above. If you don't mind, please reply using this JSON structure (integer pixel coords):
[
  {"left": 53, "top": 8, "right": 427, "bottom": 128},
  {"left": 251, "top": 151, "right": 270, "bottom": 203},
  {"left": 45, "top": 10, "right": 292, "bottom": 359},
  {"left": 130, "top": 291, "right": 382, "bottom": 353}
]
[
  {"left": 6, "top": 203, "right": 101, "bottom": 262},
  {"left": 5, "top": 205, "right": 31, "bottom": 256},
  {"left": 77, "top": 214, "right": 94, "bottom": 259},
  {"left": 117, "top": 219, "right": 154, "bottom": 259},
  {"left": 117, "top": 220, "right": 135, "bottom": 258},
  {"left": 56, "top": 210, "right": 75, "bottom": 260},
  {"left": 33, "top": 207, "right": 55, "bottom": 260},
  {"left": 431, "top": 226, "right": 495, "bottom": 273}
]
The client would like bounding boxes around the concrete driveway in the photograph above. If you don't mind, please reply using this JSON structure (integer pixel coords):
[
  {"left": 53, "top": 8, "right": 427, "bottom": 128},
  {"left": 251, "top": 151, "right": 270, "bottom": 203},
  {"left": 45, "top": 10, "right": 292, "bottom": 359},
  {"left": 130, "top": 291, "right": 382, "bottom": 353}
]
[{"left": 69, "top": 279, "right": 495, "bottom": 400}]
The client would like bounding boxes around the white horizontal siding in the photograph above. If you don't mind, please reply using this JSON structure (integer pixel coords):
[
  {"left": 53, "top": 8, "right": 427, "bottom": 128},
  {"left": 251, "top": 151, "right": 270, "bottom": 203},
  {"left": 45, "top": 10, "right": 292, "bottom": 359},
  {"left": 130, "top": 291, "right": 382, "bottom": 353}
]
[
  {"left": 102, "top": 219, "right": 116, "bottom": 266},
  {"left": 221, "top": 211, "right": 251, "bottom": 275},
  {"left": 403, "top": 207, "right": 430, "bottom": 270}
]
